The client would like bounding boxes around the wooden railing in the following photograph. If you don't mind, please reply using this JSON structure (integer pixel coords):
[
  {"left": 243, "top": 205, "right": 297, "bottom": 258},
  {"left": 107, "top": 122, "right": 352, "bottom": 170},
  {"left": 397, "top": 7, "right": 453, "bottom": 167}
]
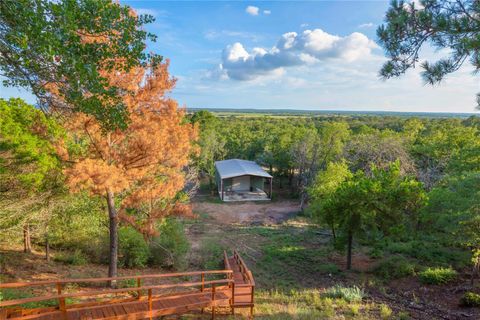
[
  {"left": 232, "top": 250, "right": 255, "bottom": 318},
  {"left": 0, "top": 270, "right": 234, "bottom": 320},
  {"left": 0, "top": 251, "right": 255, "bottom": 320}
]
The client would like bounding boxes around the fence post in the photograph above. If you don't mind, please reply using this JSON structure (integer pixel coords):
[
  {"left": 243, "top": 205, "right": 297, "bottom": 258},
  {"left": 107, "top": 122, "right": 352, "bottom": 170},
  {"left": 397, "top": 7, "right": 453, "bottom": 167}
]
[
  {"left": 211, "top": 284, "right": 216, "bottom": 320},
  {"left": 201, "top": 273, "right": 205, "bottom": 314},
  {"left": 231, "top": 281, "right": 235, "bottom": 315},
  {"left": 136, "top": 278, "right": 142, "bottom": 299},
  {"left": 148, "top": 289, "right": 152, "bottom": 320},
  {"left": 56, "top": 283, "right": 66, "bottom": 320}
]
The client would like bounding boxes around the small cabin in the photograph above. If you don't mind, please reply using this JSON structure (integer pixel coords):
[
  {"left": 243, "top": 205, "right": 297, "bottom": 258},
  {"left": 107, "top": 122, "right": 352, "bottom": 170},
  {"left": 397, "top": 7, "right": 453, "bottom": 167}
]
[{"left": 215, "top": 159, "right": 273, "bottom": 202}]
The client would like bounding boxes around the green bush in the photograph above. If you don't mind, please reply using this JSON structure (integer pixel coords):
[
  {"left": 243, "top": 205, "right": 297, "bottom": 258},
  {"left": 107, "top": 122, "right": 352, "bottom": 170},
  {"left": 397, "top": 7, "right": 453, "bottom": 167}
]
[
  {"left": 460, "top": 292, "right": 480, "bottom": 307},
  {"left": 198, "top": 239, "right": 225, "bottom": 270},
  {"left": 373, "top": 256, "right": 416, "bottom": 280},
  {"left": 54, "top": 249, "right": 88, "bottom": 266},
  {"left": 418, "top": 267, "right": 457, "bottom": 285},
  {"left": 316, "top": 263, "right": 341, "bottom": 275},
  {"left": 149, "top": 218, "right": 189, "bottom": 270},
  {"left": 385, "top": 240, "right": 469, "bottom": 269},
  {"left": 379, "top": 304, "right": 393, "bottom": 319},
  {"left": 323, "top": 285, "right": 364, "bottom": 302},
  {"left": 118, "top": 227, "right": 150, "bottom": 268}
]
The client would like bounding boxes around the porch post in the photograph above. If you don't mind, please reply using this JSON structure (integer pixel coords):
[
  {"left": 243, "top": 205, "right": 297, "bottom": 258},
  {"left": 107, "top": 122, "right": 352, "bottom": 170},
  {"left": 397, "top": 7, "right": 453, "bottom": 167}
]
[
  {"left": 269, "top": 177, "right": 273, "bottom": 199},
  {"left": 221, "top": 179, "right": 224, "bottom": 201}
]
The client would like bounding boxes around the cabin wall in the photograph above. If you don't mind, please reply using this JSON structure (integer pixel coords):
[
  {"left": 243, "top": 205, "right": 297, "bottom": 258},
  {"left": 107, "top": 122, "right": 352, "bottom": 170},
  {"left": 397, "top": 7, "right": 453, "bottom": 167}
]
[{"left": 251, "top": 176, "right": 264, "bottom": 191}]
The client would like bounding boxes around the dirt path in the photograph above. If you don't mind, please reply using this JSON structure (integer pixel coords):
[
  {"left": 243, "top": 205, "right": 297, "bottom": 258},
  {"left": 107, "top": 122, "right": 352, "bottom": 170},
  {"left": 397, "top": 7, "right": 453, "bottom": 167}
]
[{"left": 192, "top": 200, "right": 301, "bottom": 225}]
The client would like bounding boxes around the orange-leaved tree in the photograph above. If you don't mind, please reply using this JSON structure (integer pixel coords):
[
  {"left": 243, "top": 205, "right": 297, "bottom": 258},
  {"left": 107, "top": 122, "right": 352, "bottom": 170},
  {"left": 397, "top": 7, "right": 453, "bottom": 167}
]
[{"left": 58, "top": 60, "right": 197, "bottom": 281}]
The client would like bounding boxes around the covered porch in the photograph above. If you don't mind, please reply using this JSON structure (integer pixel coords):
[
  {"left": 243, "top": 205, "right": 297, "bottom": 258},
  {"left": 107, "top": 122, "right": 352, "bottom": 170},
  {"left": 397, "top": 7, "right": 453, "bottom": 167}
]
[{"left": 215, "top": 159, "right": 273, "bottom": 202}]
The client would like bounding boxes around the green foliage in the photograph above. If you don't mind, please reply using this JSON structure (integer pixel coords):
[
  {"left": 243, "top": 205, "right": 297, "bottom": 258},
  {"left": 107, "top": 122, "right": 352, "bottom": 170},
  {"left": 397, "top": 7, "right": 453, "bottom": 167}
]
[
  {"left": 460, "top": 292, "right": 480, "bottom": 307},
  {"left": 377, "top": 0, "right": 480, "bottom": 107},
  {"left": 316, "top": 263, "right": 341, "bottom": 275},
  {"left": 382, "top": 240, "right": 470, "bottom": 268},
  {"left": 149, "top": 218, "right": 189, "bottom": 270},
  {"left": 313, "top": 161, "right": 427, "bottom": 268},
  {"left": 373, "top": 256, "right": 416, "bottom": 280},
  {"left": 54, "top": 249, "right": 88, "bottom": 266},
  {"left": 48, "top": 193, "right": 106, "bottom": 257},
  {"left": 0, "top": 288, "right": 59, "bottom": 308},
  {"left": 0, "top": 0, "right": 160, "bottom": 129},
  {"left": 323, "top": 285, "right": 365, "bottom": 303},
  {"left": 379, "top": 304, "right": 393, "bottom": 319},
  {"left": 118, "top": 227, "right": 150, "bottom": 268},
  {"left": 418, "top": 267, "right": 457, "bottom": 285},
  {"left": 198, "top": 239, "right": 225, "bottom": 270}
]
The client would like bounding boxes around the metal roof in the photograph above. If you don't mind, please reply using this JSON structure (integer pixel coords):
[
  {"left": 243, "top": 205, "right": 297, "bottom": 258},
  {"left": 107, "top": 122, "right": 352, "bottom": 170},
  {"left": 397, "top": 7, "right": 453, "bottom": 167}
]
[{"left": 215, "top": 159, "right": 273, "bottom": 179}]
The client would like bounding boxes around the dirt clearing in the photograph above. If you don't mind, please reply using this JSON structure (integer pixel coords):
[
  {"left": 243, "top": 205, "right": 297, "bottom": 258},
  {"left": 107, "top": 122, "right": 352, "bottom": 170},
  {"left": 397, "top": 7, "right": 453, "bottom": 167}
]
[{"left": 192, "top": 200, "right": 300, "bottom": 225}]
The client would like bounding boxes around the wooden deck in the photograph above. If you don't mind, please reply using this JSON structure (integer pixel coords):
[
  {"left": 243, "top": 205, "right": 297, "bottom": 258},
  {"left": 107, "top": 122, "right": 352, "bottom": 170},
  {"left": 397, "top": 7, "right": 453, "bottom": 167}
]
[{"left": 0, "top": 250, "right": 255, "bottom": 320}]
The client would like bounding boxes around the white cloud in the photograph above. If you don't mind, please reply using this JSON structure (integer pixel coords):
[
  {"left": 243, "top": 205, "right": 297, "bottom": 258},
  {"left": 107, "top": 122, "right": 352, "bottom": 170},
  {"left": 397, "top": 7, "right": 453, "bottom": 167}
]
[
  {"left": 300, "top": 23, "right": 309, "bottom": 28},
  {"left": 245, "top": 6, "right": 259, "bottom": 16},
  {"left": 216, "top": 29, "right": 378, "bottom": 81},
  {"left": 135, "top": 8, "right": 168, "bottom": 18},
  {"left": 263, "top": 10, "right": 271, "bottom": 15},
  {"left": 358, "top": 22, "right": 375, "bottom": 28},
  {"left": 204, "top": 30, "right": 262, "bottom": 42}
]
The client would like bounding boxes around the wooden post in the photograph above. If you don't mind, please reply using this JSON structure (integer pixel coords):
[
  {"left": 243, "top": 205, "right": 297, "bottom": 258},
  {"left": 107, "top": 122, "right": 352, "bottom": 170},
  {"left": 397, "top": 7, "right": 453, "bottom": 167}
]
[
  {"left": 56, "top": 283, "right": 66, "bottom": 320},
  {"left": 250, "top": 285, "right": 255, "bottom": 320},
  {"left": 136, "top": 278, "right": 142, "bottom": 299},
  {"left": 211, "top": 284, "right": 216, "bottom": 320},
  {"left": 270, "top": 177, "right": 273, "bottom": 199},
  {"left": 231, "top": 282, "right": 235, "bottom": 315},
  {"left": 221, "top": 179, "right": 224, "bottom": 201},
  {"left": 148, "top": 289, "right": 152, "bottom": 320},
  {"left": 201, "top": 273, "right": 205, "bottom": 314}
]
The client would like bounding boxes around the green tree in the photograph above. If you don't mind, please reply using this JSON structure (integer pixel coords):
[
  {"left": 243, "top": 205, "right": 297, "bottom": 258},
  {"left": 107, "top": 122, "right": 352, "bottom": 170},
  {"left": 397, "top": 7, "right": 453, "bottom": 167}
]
[
  {"left": 319, "top": 162, "right": 426, "bottom": 269},
  {"left": 377, "top": 0, "right": 480, "bottom": 106},
  {"left": 191, "top": 111, "right": 226, "bottom": 192},
  {"left": 0, "top": 98, "right": 64, "bottom": 255},
  {"left": 0, "top": 0, "right": 160, "bottom": 129},
  {"left": 459, "top": 206, "right": 480, "bottom": 285},
  {"left": 309, "top": 160, "right": 352, "bottom": 240}
]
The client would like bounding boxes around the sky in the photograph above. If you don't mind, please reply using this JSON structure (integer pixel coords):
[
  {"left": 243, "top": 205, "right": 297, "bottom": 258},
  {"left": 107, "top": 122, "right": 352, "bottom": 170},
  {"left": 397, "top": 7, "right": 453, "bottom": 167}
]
[{"left": 1, "top": 1, "right": 479, "bottom": 113}]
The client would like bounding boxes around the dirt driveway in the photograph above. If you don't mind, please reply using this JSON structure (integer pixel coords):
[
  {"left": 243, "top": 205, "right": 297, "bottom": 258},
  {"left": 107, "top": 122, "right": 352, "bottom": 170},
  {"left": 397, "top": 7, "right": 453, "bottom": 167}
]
[{"left": 192, "top": 200, "right": 301, "bottom": 225}]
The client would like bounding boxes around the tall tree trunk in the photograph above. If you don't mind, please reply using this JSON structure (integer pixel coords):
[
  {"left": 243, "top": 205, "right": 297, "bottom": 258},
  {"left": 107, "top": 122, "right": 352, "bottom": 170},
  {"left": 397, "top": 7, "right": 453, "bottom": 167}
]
[
  {"left": 106, "top": 190, "right": 118, "bottom": 288},
  {"left": 45, "top": 234, "right": 50, "bottom": 262},
  {"left": 346, "top": 231, "right": 353, "bottom": 270},
  {"left": 23, "top": 224, "right": 32, "bottom": 253}
]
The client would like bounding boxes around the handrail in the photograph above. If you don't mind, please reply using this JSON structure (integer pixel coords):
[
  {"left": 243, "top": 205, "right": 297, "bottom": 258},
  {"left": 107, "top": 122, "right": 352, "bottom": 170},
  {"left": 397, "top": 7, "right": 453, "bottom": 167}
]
[
  {"left": 223, "top": 250, "right": 232, "bottom": 271},
  {"left": 233, "top": 250, "right": 255, "bottom": 286},
  {"left": 0, "top": 279, "right": 233, "bottom": 308},
  {"left": 0, "top": 270, "right": 233, "bottom": 289}
]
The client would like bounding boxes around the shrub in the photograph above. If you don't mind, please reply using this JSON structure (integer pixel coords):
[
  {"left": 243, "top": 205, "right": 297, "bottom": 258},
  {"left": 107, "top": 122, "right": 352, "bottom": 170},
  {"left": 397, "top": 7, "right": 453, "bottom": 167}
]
[
  {"left": 54, "top": 249, "right": 88, "bottom": 266},
  {"left": 323, "top": 285, "right": 364, "bottom": 302},
  {"left": 379, "top": 304, "right": 393, "bottom": 319},
  {"left": 198, "top": 239, "right": 225, "bottom": 270},
  {"left": 460, "top": 292, "right": 480, "bottom": 307},
  {"left": 118, "top": 227, "right": 150, "bottom": 268},
  {"left": 373, "top": 256, "right": 416, "bottom": 280},
  {"left": 418, "top": 267, "right": 457, "bottom": 285},
  {"left": 316, "top": 263, "right": 341, "bottom": 275},
  {"left": 149, "top": 218, "right": 189, "bottom": 270}
]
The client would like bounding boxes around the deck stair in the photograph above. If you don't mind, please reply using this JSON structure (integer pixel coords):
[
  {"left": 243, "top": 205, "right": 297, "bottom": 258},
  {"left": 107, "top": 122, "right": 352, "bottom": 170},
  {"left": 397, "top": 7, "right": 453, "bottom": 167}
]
[{"left": 0, "top": 250, "right": 255, "bottom": 320}]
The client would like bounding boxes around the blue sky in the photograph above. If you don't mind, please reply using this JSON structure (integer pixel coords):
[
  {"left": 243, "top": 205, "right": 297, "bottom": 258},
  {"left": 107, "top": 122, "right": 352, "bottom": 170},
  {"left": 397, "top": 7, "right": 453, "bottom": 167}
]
[{"left": 2, "top": 1, "right": 479, "bottom": 113}]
